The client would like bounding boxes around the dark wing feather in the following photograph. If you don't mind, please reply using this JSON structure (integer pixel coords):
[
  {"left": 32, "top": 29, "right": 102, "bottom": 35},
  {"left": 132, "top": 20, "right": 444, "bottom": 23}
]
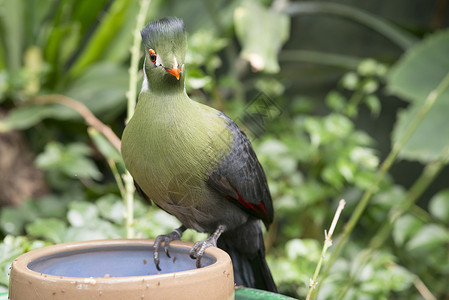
[{"left": 206, "top": 113, "right": 274, "bottom": 228}]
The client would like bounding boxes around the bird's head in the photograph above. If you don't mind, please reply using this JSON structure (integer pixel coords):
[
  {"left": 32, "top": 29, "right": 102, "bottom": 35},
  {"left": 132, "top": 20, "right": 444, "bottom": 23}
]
[{"left": 141, "top": 17, "right": 187, "bottom": 92}]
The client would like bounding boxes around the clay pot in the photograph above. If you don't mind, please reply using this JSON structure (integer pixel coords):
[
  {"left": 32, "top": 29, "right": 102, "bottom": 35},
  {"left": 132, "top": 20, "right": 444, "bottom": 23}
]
[{"left": 9, "top": 239, "right": 234, "bottom": 300}]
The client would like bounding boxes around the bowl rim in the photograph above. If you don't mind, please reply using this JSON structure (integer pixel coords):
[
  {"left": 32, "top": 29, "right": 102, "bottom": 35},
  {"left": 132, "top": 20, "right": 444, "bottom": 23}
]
[{"left": 11, "top": 238, "right": 231, "bottom": 283}]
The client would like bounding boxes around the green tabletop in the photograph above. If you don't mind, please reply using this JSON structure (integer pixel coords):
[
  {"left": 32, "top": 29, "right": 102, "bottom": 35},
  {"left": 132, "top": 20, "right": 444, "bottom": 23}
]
[{"left": 235, "top": 288, "right": 297, "bottom": 299}]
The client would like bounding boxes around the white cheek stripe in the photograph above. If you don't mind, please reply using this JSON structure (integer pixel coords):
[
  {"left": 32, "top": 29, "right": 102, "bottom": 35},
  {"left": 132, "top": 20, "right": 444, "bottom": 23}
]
[
  {"left": 141, "top": 60, "right": 149, "bottom": 92},
  {"left": 155, "top": 53, "right": 163, "bottom": 67}
]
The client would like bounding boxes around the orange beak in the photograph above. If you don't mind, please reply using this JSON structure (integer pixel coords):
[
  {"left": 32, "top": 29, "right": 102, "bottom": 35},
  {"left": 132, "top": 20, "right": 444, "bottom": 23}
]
[{"left": 165, "top": 66, "right": 181, "bottom": 80}]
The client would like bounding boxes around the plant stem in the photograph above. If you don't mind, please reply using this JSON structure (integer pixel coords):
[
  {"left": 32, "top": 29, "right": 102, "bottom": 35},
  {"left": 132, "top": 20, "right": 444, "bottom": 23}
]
[
  {"left": 127, "top": 0, "right": 151, "bottom": 123},
  {"left": 123, "top": 171, "right": 135, "bottom": 239},
  {"left": 346, "top": 88, "right": 364, "bottom": 116},
  {"left": 306, "top": 199, "right": 346, "bottom": 300},
  {"left": 313, "top": 70, "right": 449, "bottom": 296},
  {"left": 123, "top": 0, "right": 152, "bottom": 238},
  {"left": 283, "top": 2, "right": 417, "bottom": 50},
  {"left": 107, "top": 158, "right": 127, "bottom": 200},
  {"left": 32, "top": 95, "right": 121, "bottom": 152},
  {"left": 413, "top": 276, "right": 438, "bottom": 300}
]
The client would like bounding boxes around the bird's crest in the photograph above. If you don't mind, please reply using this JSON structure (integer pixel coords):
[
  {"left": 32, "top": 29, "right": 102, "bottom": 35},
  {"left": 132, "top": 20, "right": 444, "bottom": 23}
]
[{"left": 141, "top": 17, "right": 185, "bottom": 49}]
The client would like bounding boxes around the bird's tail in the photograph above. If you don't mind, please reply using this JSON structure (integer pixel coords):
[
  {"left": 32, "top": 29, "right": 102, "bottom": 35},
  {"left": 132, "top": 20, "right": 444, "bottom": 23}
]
[{"left": 217, "top": 220, "right": 277, "bottom": 293}]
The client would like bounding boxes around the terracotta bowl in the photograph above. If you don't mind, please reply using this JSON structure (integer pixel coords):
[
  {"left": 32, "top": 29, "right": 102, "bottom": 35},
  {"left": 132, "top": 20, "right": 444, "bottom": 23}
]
[{"left": 9, "top": 239, "right": 234, "bottom": 300}]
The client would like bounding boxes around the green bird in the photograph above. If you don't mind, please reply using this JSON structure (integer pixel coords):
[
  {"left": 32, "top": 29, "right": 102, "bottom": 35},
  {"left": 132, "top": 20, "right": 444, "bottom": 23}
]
[{"left": 121, "top": 17, "right": 277, "bottom": 292}]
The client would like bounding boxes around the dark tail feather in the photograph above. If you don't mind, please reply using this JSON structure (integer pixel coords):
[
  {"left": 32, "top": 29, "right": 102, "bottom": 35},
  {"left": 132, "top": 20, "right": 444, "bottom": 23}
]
[{"left": 217, "top": 220, "right": 278, "bottom": 293}]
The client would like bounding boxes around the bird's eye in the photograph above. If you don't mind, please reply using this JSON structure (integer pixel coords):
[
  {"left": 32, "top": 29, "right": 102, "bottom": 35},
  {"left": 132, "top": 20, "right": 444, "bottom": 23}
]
[{"left": 148, "top": 49, "right": 157, "bottom": 63}]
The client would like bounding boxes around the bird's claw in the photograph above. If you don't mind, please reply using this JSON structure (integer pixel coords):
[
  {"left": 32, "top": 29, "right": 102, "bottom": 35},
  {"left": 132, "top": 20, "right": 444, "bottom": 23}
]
[
  {"left": 189, "top": 225, "right": 225, "bottom": 268},
  {"left": 189, "top": 237, "right": 217, "bottom": 268},
  {"left": 153, "top": 227, "right": 184, "bottom": 271}
]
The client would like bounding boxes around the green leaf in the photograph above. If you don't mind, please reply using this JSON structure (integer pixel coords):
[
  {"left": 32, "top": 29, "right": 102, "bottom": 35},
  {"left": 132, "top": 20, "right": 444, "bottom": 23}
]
[
  {"left": 101, "top": 2, "right": 141, "bottom": 63},
  {"left": 67, "top": 201, "right": 99, "bottom": 227},
  {"left": 357, "top": 58, "right": 380, "bottom": 76},
  {"left": 186, "top": 29, "right": 227, "bottom": 68},
  {"left": 72, "top": 0, "right": 110, "bottom": 36},
  {"left": 285, "top": 239, "right": 321, "bottom": 262},
  {"left": 36, "top": 142, "right": 102, "bottom": 180},
  {"left": 0, "top": 0, "right": 24, "bottom": 72},
  {"left": 64, "top": 62, "right": 128, "bottom": 119},
  {"left": 406, "top": 224, "right": 449, "bottom": 252},
  {"left": 186, "top": 68, "right": 212, "bottom": 90},
  {"left": 63, "top": 199, "right": 124, "bottom": 242},
  {"left": 69, "top": 0, "right": 135, "bottom": 77},
  {"left": 325, "top": 91, "right": 347, "bottom": 112},
  {"left": 96, "top": 194, "right": 126, "bottom": 223},
  {"left": 0, "top": 196, "right": 69, "bottom": 236},
  {"left": 257, "top": 139, "right": 289, "bottom": 156},
  {"left": 0, "top": 236, "right": 50, "bottom": 287},
  {"left": 0, "top": 208, "right": 32, "bottom": 236},
  {"left": 429, "top": 189, "right": 449, "bottom": 222},
  {"left": 304, "top": 114, "right": 353, "bottom": 147},
  {"left": 365, "top": 94, "right": 381, "bottom": 117},
  {"left": 392, "top": 214, "right": 422, "bottom": 246},
  {"left": 234, "top": 0, "right": 290, "bottom": 73},
  {"left": 341, "top": 72, "right": 359, "bottom": 90},
  {"left": 33, "top": 196, "right": 70, "bottom": 219},
  {"left": 64, "top": 220, "right": 123, "bottom": 242},
  {"left": 0, "top": 199, "right": 42, "bottom": 235},
  {"left": 26, "top": 218, "right": 67, "bottom": 244},
  {"left": 88, "top": 127, "right": 123, "bottom": 164},
  {"left": 46, "top": 24, "right": 81, "bottom": 70},
  {"left": 0, "top": 104, "right": 58, "bottom": 132},
  {"left": 388, "top": 29, "right": 449, "bottom": 162}
]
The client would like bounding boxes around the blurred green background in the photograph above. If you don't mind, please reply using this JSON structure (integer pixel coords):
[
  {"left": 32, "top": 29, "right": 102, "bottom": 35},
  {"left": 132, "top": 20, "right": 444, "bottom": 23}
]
[{"left": 1, "top": 0, "right": 449, "bottom": 299}]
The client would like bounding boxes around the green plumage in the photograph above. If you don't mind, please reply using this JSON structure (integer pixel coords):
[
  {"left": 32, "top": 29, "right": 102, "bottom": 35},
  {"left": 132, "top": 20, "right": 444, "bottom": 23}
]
[
  {"left": 121, "top": 17, "right": 277, "bottom": 291},
  {"left": 122, "top": 90, "right": 233, "bottom": 230}
]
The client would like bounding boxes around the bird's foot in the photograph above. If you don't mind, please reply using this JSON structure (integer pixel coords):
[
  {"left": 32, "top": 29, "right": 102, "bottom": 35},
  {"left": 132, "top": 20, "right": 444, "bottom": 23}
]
[
  {"left": 153, "top": 226, "right": 186, "bottom": 271},
  {"left": 189, "top": 225, "right": 226, "bottom": 268}
]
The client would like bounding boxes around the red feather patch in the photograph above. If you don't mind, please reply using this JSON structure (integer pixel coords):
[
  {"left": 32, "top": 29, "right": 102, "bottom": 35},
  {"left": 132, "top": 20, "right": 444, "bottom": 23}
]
[{"left": 229, "top": 189, "right": 269, "bottom": 221}]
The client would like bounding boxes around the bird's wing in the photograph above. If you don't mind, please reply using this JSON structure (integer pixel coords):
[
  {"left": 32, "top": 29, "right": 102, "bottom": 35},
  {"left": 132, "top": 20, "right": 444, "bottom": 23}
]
[{"left": 206, "top": 113, "right": 274, "bottom": 228}]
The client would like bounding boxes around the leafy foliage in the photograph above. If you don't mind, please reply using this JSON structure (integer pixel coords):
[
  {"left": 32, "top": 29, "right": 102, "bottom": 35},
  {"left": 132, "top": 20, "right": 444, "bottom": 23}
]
[
  {"left": 1, "top": 1, "right": 448, "bottom": 299},
  {"left": 388, "top": 29, "right": 449, "bottom": 162}
]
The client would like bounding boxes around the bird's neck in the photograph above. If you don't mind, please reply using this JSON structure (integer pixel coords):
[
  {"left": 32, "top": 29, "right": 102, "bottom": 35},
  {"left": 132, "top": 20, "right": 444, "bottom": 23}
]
[
  {"left": 142, "top": 62, "right": 185, "bottom": 95},
  {"left": 134, "top": 87, "right": 197, "bottom": 132}
]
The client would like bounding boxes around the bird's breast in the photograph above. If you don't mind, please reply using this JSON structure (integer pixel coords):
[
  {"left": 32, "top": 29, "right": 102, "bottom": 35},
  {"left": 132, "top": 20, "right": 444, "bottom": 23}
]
[{"left": 121, "top": 100, "right": 233, "bottom": 213}]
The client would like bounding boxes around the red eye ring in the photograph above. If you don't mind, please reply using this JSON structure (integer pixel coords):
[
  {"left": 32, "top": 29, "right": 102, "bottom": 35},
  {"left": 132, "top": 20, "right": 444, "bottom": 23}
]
[{"left": 148, "top": 49, "right": 157, "bottom": 63}]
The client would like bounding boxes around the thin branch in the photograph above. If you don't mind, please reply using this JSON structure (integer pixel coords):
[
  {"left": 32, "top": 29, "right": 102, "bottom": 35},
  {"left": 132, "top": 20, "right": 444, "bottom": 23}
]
[
  {"left": 126, "top": 0, "right": 151, "bottom": 123},
  {"left": 306, "top": 199, "right": 346, "bottom": 300},
  {"left": 32, "top": 94, "right": 121, "bottom": 152},
  {"left": 328, "top": 200, "right": 346, "bottom": 239},
  {"left": 107, "top": 158, "right": 127, "bottom": 199},
  {"left": 413, "top": 276, "right": 437, "bottom": 300},
  {"left": 123, "top": 0, "right": 152, "bottom": 238}
]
